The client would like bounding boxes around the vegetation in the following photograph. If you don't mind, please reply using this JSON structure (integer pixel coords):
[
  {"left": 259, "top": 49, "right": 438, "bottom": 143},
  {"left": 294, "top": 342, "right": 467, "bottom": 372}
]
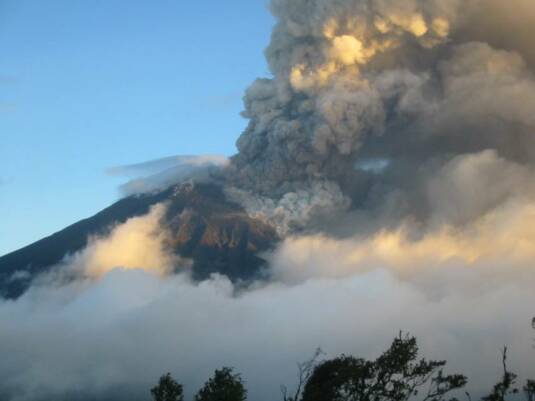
[
  {"left": 480, "top": 347, "right": 518, "bottom": 401},
  {"left": 298, "top": 333, "right": 466, "bottom": 401},
  {"left": 151, "top": 320, "right": 535, "bottom": 401},
  {"left": 151, "top": 373, "right": 183, "bottom": 401},
  {"left": 194, "top": 367, "right": 247, "bottom": 401}
]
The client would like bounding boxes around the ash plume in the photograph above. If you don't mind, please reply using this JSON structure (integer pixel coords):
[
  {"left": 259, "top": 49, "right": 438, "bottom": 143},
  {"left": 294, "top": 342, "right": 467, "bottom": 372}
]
[{"left": 225, "top": 0, "right": 535, "bottom": 230}]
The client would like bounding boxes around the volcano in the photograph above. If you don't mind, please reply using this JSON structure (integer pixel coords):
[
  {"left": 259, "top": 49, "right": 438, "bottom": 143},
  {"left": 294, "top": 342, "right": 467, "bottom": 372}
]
[{"left": 0, "top": 182, "right": 279, "bottom": 299}]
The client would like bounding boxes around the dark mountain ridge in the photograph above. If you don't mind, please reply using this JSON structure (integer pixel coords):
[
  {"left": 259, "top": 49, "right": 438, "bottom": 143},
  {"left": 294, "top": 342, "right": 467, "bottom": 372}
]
[{"left": 0, "top": 182, "right": 279, "bottom": 299}]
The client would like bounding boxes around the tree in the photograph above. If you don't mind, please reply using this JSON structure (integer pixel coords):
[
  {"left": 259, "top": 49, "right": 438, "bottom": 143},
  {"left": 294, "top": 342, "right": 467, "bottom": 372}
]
[
  {"left": 528, "top": 319, "right": 535, "bottom": 401},
  {"left": 151, "top": 373, "right": 184, "bottom": 401},
  {"left": 481, "top": 318, "right": 535, "bottom": 401},
  {"left": 524, "top": 381, "right": 535, "bottom": 401},
  {"left": 481, "top": 347, "right": 519, "bottom": 401},
  {"left": 282, "top": 348, "right": 324, "bottom": 401},
  {"left": 300, "top": 333, "right": 467, "bottom": 401},
  {"left": 195, "top": 367, "right": 247, "bottom": 401},
  {"left": 523, "top": 317, "right": 535, "bottom": 401}
]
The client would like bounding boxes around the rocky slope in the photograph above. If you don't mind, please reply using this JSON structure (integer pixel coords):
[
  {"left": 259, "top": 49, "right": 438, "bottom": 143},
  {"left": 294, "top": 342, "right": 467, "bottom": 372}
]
[{"left": 0, "top": 183, "right": 279, "bottom": 299}]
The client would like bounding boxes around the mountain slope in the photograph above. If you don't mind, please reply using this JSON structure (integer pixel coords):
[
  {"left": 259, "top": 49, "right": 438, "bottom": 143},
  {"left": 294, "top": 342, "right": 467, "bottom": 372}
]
[{"left": 0, "top": 183, "right": 278, "bottom": 299}]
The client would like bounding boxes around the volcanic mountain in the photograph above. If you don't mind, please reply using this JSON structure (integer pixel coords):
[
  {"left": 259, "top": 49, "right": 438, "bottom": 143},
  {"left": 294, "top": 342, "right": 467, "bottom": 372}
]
[{"left": 0, "top": 182, "right": 279, "bottom": 299}]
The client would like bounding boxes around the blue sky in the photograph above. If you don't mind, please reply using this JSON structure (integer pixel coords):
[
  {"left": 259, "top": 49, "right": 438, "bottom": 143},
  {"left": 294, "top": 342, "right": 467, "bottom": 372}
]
[{"left": 0, "top": 1, "right": 274, "bottom": 255}]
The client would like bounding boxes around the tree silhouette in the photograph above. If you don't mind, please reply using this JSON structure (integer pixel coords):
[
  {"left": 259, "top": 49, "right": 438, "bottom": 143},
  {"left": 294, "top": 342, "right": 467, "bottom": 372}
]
[
  {"left": 528, "top": 318, "right": 535, "bottom": 401},
  {"left": 524, "top": 381, "right": 535, "bottom": 401},
  {"left": 195, "top": 367, "right": 247, "bottom": 401},
  {"left": 480, "top": 319, "right": 535, "bottom": 401},
  {"left": 300, "top": 333, "right": 466, "bottom": 401},
  {"left": 148, "top": 321, "right": 535, "bottom": 401},
  {"left": 282, "top": 348, "right": 324, "bottom": 401},
  {"left": 151, "top": 373, "right": 184, "bottom": 401},
  {"left": 481, "top": 347, "right": 519, "bottom": 401}
]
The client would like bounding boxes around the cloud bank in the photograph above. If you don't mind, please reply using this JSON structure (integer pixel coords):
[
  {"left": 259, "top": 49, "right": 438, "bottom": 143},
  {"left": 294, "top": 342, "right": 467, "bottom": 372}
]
[{"left": 1, "top": 196, "right": 535, "bottom": 401}]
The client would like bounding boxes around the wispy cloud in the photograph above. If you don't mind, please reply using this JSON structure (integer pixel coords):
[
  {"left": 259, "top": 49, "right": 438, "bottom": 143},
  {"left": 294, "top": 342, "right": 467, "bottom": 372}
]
[{"left": 107, "top": 154, "right": 229, "bottom": 195}]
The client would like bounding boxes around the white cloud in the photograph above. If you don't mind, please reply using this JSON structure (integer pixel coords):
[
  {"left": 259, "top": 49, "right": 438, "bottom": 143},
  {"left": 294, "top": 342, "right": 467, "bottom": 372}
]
[
  {"left": 1, "top": 198, "right": 535, "bottom": 400},
  {"left": 108, "top": 155, "right": 229, "bottom": 195}
]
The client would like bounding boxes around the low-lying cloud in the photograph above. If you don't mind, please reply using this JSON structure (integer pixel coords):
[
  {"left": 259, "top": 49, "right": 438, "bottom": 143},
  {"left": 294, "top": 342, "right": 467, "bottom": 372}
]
[
  {"left": 60, "top": 204, "right": 181, "bottom": 279},
  {"left": 1, "top": 198, "right": 535, "bottom": 401}
]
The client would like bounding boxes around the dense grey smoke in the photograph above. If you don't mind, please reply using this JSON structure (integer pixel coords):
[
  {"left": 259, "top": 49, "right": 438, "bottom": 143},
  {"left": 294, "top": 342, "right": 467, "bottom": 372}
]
[{"left": 227, "top": 0, "right": 535, "bottom": 229}]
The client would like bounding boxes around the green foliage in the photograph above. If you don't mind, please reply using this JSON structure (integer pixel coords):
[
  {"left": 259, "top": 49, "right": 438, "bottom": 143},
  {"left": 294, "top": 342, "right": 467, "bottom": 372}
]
[
  {"left": 300, "top": 333, "right": 466, "bottom": 401},
  {"left": 195, "top": 367, "right": 247, "bottom": 401},
  {"left": 151, "top": 373, "right": 184, "bottom": 401}
]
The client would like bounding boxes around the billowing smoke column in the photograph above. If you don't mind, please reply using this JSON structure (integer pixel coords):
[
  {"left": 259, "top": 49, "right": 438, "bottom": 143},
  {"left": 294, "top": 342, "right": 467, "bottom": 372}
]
[{"left": 227, "top": 0, "right": 535, "bottom": 230}]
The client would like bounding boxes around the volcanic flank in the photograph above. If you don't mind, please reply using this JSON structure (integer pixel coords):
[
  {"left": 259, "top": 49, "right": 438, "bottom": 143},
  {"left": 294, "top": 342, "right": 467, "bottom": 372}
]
[{"left": 0, "top": 182, "right": 278, "bottom": 299}]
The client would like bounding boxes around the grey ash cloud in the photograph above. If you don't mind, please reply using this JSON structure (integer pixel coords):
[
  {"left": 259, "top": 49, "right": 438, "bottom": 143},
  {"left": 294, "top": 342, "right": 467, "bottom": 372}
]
[{"left": 224, "top": 0, "right": 535, "bottom": 231}]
